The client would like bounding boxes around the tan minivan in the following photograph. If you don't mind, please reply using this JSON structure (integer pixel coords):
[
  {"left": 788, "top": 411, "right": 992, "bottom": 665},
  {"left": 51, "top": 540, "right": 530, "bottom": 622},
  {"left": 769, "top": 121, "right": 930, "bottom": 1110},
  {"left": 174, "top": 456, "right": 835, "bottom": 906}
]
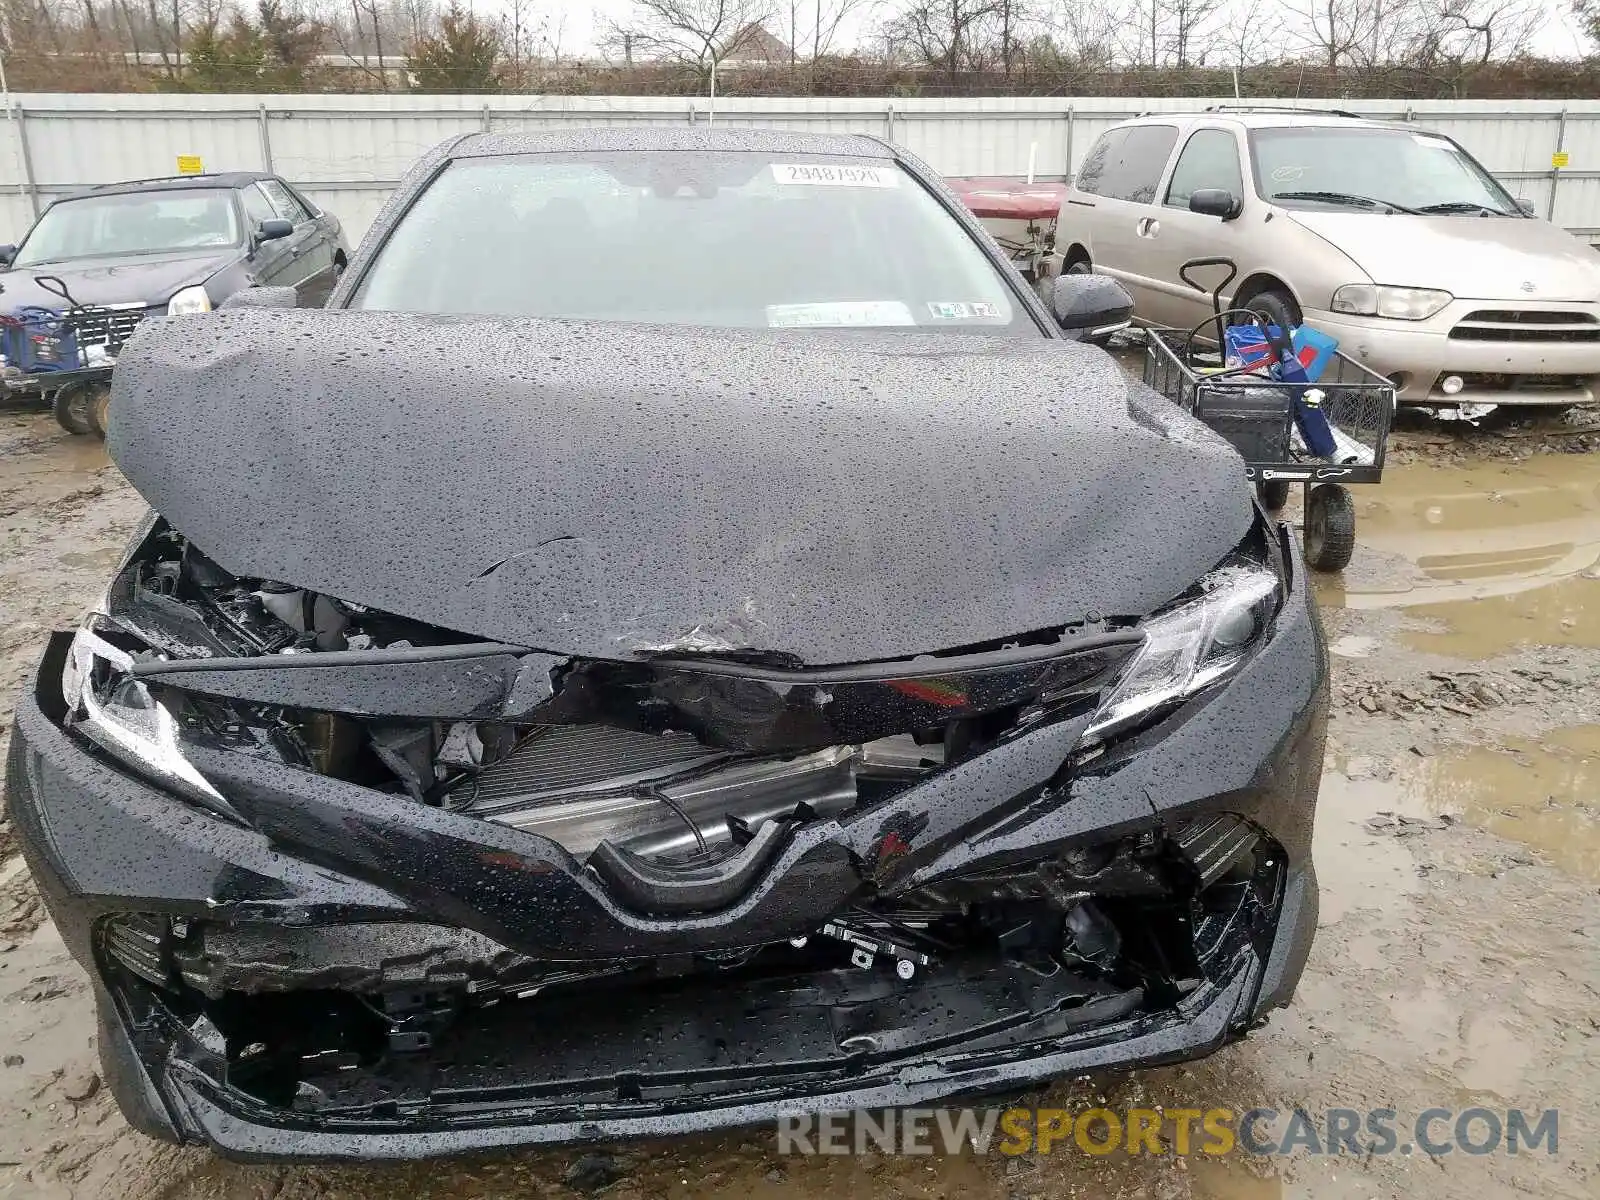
[{"left": 1055, "top": 109, "right": 1600, "bottom": 407}]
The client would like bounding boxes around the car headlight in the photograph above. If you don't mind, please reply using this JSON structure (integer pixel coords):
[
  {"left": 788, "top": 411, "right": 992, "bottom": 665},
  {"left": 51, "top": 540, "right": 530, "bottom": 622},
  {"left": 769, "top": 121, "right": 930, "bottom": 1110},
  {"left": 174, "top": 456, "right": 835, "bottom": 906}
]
[
  {"left": 166, "top": 286, "right": 212, "bottom": 316},
  {"left": 60, "top": 619, "right": 227, "bottom": 810},
  {"left": 1082, "top": 561, "right": 1282, "bottom": 744},
  {"left": 1330, "top": 284, "right": 1452, "bottom": 321}
]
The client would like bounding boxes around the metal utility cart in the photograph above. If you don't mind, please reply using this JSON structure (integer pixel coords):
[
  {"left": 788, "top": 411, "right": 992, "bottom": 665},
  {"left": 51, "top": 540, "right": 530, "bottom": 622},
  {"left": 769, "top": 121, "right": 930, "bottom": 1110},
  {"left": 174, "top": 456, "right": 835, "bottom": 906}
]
[
  {"left": 1142, "top": 257, "right": 1395, "bottom": 573},
  {"left": 0, "top": 275, "right": 136, "bottom": 437}
]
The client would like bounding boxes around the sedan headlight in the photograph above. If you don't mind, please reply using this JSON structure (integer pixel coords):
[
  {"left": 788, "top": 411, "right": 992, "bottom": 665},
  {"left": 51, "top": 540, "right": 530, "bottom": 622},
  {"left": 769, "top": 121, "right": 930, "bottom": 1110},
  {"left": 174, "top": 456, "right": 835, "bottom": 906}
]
[
  {"left": 166, "top": 286, "right": 213, "bottom": 316},
  {"left": 61, "top": 620, "right": 227, "bottom": 809},
  {"left": 1083, "top": 561, "right": 1282, "bottom": 743},
  {"left": 1330, "top": 284, "right": 1452, "bottom": 321}
]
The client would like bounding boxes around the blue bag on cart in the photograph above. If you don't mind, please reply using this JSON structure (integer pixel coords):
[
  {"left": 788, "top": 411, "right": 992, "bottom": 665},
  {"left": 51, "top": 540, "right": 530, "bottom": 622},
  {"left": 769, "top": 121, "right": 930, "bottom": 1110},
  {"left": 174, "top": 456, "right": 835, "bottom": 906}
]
[
  {"left": 0, "top": 306, "right": 79, "bottom": 375},
  {"left": 1224, "top": 323, "right": 1339, "bottom": 457}
]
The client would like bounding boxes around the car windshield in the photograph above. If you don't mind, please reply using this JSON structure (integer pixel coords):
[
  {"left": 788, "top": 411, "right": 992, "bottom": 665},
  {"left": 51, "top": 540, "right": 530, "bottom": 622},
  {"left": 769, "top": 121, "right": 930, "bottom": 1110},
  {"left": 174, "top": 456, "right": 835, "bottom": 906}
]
[
  {"left": 350, "top": 152, "right": 1034, "bottom": 333},
  {"left": 1249, "top": 127, "right": 1517, "bottom": 215},
  {"left": 13, "top": 188, "right": 243, "bottom": 267}
]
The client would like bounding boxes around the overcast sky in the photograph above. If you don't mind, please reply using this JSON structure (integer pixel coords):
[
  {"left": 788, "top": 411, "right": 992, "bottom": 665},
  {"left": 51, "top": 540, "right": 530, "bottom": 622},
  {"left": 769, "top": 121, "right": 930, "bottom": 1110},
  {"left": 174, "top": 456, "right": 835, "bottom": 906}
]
[{"left": 548, "top": 0, "right": 1590, "bottom": 63}]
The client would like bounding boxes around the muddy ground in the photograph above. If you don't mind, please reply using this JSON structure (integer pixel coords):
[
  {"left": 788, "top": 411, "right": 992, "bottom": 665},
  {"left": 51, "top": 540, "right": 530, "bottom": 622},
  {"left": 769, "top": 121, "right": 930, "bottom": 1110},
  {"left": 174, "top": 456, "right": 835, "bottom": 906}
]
[{"left": 0, "top": 402, "right": 1597, "bottom": 1200}]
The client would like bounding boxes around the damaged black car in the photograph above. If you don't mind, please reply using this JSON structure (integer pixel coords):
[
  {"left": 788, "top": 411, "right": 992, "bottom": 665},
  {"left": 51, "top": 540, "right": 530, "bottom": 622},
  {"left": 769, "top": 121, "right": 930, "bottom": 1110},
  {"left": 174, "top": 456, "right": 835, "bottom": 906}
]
[{"left": 4, "top": 129, "right": 1326, "bottom": 1161}]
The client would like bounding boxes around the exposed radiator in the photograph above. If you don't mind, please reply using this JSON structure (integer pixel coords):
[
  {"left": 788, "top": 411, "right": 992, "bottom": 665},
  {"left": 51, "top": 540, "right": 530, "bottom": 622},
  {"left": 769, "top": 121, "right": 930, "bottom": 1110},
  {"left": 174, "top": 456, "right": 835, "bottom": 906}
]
[
  {"left": 451, "top": 724, "right": 857, "bottom": 861},
  {"left": 462, "top": 724, "right": 727, "bottom": 815}
]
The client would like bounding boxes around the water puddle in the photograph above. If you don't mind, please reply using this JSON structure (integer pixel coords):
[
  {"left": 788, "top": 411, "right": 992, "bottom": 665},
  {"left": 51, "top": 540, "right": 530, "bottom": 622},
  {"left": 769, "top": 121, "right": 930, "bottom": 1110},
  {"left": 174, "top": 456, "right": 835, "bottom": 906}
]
[
  {"left": 1395, "top": 727, "right": 1600, "bottom": 881},
  {"left": 1312, "top": 770, "right": 1424, "bottom": 926},
  {"left": 1318, "top": 726, "right": 1600, "bottom": 894},
  {"left": 1187, "top": 1155, "right": 1284, "bottom": 1198},
  {"left": 1327, "top": 634, "right": 1379, "bottom": 659},
  {"left": 0, "top": 421, "right": 110, "bottom": 507},
  {"left": 1315, "top": 456, "right": 1600, "bottom": 656}
]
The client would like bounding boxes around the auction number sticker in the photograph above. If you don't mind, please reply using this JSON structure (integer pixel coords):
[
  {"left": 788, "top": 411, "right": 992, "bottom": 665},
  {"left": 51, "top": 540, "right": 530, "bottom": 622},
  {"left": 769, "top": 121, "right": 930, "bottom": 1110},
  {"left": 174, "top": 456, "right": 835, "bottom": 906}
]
[
  {"left": 773, "top": 163, "right": 899, "bottom": 188},
  {"left": 767, "top": 301, "right": 915, "bottom": 327}
]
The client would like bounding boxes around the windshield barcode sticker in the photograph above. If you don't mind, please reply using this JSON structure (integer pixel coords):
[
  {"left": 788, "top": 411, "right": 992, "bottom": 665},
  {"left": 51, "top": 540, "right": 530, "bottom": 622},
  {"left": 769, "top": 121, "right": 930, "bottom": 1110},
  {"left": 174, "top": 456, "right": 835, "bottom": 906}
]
[
  {"left": 773, "top": 164, "right": 898, "bottom": 188},
  {"left": 766, "top": 301, "right": 915, "bottom": 327}
]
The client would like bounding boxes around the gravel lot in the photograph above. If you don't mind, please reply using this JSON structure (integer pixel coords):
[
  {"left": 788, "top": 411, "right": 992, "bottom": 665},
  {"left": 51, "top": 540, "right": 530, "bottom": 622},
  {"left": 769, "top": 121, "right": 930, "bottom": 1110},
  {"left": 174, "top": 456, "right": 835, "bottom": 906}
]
[{"left": 1, "top": 402, "right": 1596, "bottom": 1200}]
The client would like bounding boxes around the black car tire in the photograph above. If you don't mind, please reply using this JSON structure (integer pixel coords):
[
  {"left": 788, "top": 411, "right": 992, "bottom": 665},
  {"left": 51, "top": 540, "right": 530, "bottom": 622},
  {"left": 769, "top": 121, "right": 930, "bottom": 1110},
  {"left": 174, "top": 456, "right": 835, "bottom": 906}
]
[
  {"left": 51, "top": 383, "right": 95, "bottom": 436},
  {"left": 1242, "top": 288, "right": 1301, "bottom": 333},
  {"left": 1304, "top": 483, "right": 1356, "bottom": 572},
  {"left": 1256, "top": 479, "right": 1292, "bottom": 511}
]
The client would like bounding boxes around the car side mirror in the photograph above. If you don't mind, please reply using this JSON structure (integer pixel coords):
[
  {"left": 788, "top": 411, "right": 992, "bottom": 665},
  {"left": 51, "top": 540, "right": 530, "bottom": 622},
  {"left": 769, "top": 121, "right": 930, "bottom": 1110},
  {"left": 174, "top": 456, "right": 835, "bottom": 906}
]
[
  {"left": 219, "top": 285, "right": 299, "bottom": 311},
  {"left": 1514, "top": 197, "right": 1537, "bottom": 217},
  {"left": 1050, "top": 272, "right": 1134, "bottom": 340},
  {"left": 0, "top": 244, "right": 15, "bottom": 267},
  {"left": 255, "top": 218, "right": 294, "bottom": 246},
  {"left": 1189, "top": 189, "right": 1242, "bottom": 220}
]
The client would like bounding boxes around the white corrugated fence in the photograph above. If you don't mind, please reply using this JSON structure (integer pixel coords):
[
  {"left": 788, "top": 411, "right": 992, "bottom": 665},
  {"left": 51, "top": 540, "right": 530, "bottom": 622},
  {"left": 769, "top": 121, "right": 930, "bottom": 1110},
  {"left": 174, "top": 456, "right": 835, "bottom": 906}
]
[{"left": 2, "top": 93, "right": 1598, "bottom": 245}]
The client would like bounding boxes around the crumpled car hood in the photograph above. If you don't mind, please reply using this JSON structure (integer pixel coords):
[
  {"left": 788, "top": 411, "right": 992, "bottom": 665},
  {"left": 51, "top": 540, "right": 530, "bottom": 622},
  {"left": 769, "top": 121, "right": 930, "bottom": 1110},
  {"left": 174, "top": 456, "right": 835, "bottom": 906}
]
[{"left": 108, "top": 310, "right": 1252, "bottom": 665}]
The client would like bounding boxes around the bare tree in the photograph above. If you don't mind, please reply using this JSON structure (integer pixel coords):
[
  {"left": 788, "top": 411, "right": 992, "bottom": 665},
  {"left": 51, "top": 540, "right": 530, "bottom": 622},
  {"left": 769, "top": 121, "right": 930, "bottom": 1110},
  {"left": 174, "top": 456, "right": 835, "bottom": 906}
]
[
  {"left": 319, "top": 0, "right": 408, "bottom": 87},
  {"left": 500, "top": 0, "right": 540, "bottom": 87},
  {"left": 780, "top": 0, "right": 878, "bottom": 87},
  {"left": 1039, "top": 0, "right": 1122, "bottom": 66},
  {"left": 392, "top": 0, "right": 434, "bottom": 47},
  {"left": 1283, "top": 0, "right": 1539, "bottom": 69},
  {"left": 1174, "top": 0, "right": 1228, "bottom": 63},
  {"left": 351, "top": 0, "right": 386, "bottom": 87},
  {"left": 884, "top": 0, "right": 1004, "bottom": 86},
  {"left": 609, "top": 0, "right": 779, "bottom": 84},
  {"left": 1214, "top": 0, "right": 1289, "bottom": 68},
  {"left": 1281, "top": 0, "right": 1388, "bottom": 67},
  {"left": 542, "top": 4, "right": 566, "bottom": 64}
]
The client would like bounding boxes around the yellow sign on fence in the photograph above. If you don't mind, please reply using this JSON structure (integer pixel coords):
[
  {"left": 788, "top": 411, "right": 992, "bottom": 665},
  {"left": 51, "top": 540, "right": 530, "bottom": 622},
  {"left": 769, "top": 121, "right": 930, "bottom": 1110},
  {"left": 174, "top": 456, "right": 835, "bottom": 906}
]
[
  {"left": 1552, "top": 151, "right": 1570, "bottom": 168},
  {"left": 176, "top": 154, "right": 204, "bottom": 175}
]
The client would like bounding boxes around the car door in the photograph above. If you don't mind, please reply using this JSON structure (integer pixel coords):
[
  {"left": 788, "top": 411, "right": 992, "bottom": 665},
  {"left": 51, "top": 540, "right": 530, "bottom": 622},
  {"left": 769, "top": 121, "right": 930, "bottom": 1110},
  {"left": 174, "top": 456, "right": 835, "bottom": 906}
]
[
  {"left": 238, "top": 182, "right": 298, "bottom": 291},
  {"left": 259, "top": 177, "right": 336, "bottom": 306},
  {"left": 1066, "top": 124, "right": 1180, "bottom": 320},
  {"left": 1141, "top": 125, "right": 1254, "bottom": 330}
]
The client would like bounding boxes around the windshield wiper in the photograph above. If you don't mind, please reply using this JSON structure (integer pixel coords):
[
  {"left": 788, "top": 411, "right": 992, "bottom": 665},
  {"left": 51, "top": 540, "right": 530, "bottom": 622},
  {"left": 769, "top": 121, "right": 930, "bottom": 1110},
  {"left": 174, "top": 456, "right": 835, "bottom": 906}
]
[
  {"left": 1272, "top": 190, "right": 1422, "bottom": 215},
  {"left": 1414, "top": 200, "right": 1512, "bottom": 216}
]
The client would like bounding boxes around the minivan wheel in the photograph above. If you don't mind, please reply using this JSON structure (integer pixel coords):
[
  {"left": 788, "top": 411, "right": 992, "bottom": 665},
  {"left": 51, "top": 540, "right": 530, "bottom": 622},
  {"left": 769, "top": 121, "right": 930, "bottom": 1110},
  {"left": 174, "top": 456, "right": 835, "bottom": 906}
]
[{"left": 1242, "top": 288, "right": 1301, "bottom": 333}]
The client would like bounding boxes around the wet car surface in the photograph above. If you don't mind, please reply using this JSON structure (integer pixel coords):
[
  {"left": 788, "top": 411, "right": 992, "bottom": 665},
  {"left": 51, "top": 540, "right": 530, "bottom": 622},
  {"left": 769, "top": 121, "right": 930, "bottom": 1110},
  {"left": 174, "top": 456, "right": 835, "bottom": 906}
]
[
  {"left": 4, "top": 129, "right": 1327, "bottom": 1160},
  {"left": 0, "top": 402, "right": 1597, "bottom": 1196}
]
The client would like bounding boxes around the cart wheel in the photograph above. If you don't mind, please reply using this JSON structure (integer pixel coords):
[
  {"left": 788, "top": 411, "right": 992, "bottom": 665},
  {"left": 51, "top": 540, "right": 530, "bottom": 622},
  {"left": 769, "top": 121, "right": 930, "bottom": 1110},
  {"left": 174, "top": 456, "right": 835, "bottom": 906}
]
[
  {"left": 86, "top": 384, "right": 112, "bottom": 439},
  {"left": 1304, "top": 484, "right": 1357, "bottom": 573},
  {"left": 51, "top": 383, "right": 95, "bottom": 435},
  {"left": 1256, "top": 479, "right": 1292, "bottom": 511}
]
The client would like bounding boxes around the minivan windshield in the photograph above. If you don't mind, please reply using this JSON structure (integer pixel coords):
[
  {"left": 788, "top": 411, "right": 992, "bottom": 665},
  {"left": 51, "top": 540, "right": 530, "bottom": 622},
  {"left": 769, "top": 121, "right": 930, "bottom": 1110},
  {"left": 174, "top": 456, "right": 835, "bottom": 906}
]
[
  {"left": 1250, "top": 127, "right": 1517, "bottom": 215},
  {"left": 350, "top": 152, "right": 1033, "bottom": 333},
  {"left": 13, "top": 189, "right": 243, "bottom": 267}
]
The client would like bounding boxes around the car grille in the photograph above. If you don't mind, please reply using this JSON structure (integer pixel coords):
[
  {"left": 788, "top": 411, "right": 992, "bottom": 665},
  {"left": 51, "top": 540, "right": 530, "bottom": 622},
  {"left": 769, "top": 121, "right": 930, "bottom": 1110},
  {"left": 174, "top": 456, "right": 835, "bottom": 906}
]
[
  {"left": 102, "top": 913, "right": 177, "bottom": 988},
  {"left": 1446, "top": 372, "right": 1593, "bottom": 392},
  {"left": 65, "top": 304, "right": 148, "bottom": 352},
  {"left": 1448, "top": 309, "right": 1600, "bottom": 343}
]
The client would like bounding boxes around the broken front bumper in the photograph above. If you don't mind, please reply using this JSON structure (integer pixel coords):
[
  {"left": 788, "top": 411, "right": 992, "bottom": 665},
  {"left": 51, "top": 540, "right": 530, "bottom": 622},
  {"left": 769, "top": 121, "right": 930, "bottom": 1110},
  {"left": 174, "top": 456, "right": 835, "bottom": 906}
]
[{"left": 5, "top": 538, "right": 1326, "bottom": 1162}]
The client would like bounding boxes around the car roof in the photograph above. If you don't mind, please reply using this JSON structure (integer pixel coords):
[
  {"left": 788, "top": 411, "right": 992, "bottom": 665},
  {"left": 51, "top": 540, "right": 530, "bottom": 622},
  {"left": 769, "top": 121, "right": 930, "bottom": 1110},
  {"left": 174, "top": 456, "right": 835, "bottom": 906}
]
[
  {"left": 1117, "top": 110, "right": 1397, "bottom": 132},
  {"left": 449, "top": 127, "right": 894, "bottom": 161},
  {"left": 63, "top": 171, "right": 277, "bottom": 201}
]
